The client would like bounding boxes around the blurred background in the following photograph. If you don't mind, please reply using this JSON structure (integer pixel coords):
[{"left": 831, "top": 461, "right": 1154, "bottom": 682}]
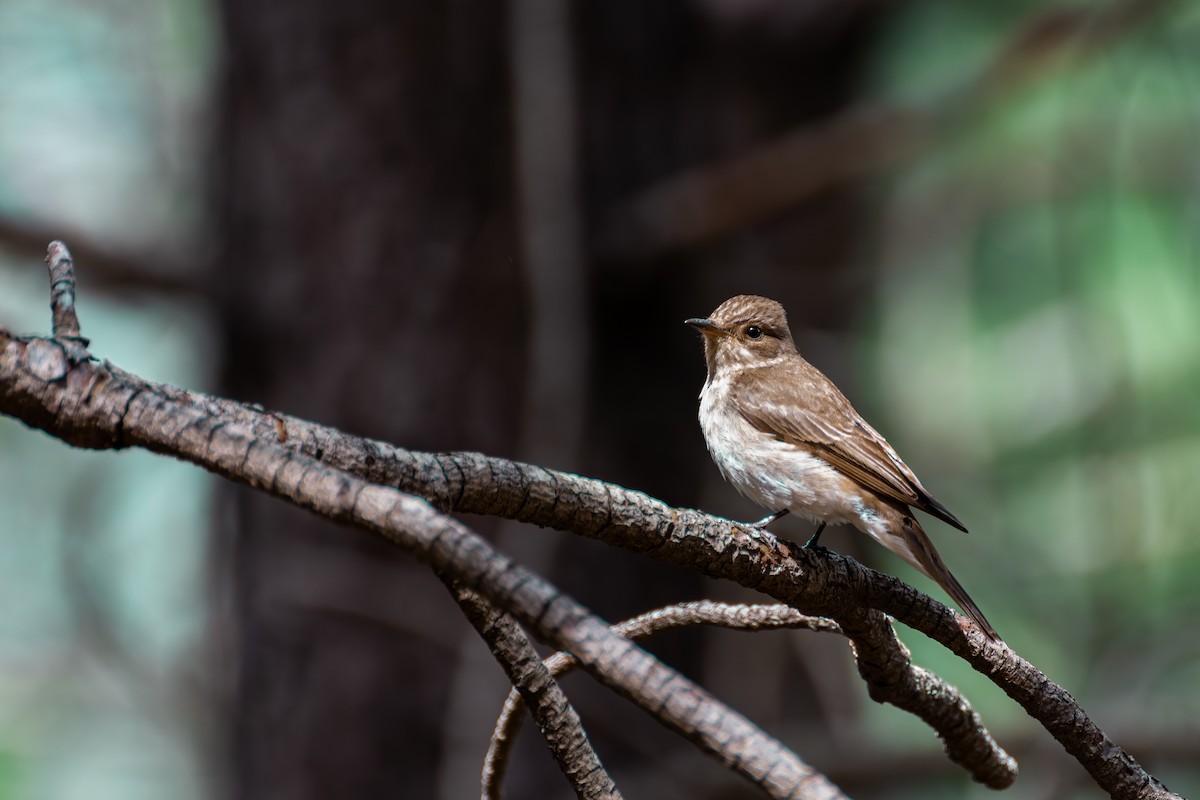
[{"left": 0, "top": 0, "right": 1198, "bottom": 798}]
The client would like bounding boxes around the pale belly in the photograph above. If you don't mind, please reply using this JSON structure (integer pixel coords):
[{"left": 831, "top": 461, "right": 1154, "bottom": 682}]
[{"left": 699, "top": 381, "right": 866, "bottom": 528}]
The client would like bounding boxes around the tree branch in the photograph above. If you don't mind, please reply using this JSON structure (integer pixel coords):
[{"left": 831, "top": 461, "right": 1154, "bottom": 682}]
[
  {"left": 75, "top": 379, "right": 1151, "bottom": 794},
  {"left": 446, "top": 583, "right": 621, "bottom": 800},
  {"left": 836, "top": 609, "right": 1015, "bottom": 788},
  {"left": 484, "top": 601, "right": 841, "bottom": 799},
  {"left": 45, "top": 241, "right": 86, "bottom": 343},
  {"left": 104, "top": 386, "right": 1161, "bottom": 795}
]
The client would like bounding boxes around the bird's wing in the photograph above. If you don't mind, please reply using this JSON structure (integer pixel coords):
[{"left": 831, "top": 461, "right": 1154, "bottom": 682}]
[{"left": 731, "top": 367, "right": 968, "bottom": 532}]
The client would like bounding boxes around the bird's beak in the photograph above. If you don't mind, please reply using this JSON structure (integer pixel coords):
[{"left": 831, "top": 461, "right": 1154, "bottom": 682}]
[{"left": 685, "top": 317, "right": 728, "bottom": 338}]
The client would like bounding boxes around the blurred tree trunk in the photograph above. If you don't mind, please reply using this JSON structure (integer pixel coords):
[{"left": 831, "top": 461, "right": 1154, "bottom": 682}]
[
  {"left": 211, "top": 2, "right": 522, "bottom": 798},
  {"left": 208, "top": 1, "right": 887, "bottom": 797}
]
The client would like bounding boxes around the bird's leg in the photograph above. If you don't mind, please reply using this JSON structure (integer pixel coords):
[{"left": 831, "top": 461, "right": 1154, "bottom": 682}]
[
  {"left": 735, "top": 509, "right": 789, "bottom": 555},
  {"left": 803, "top": 522, "right": 827, "bottom": 549},
  {"left": 749, "top": 508, "right": 789, "bottom": 528}
]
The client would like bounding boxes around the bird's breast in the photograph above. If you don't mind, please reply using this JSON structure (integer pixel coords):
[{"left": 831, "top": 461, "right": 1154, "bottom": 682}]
[{"left": 698, "top": 377, "right": 866, "bottom": 526}]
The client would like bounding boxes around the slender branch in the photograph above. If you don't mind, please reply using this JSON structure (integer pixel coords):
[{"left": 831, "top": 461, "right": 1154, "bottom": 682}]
[
  {"left": 609, "top": 599, "right": 840, "bottom": 639},
  {"left": 485, "top": 601, "right": 840, "bottom": 798},
  {"left": 445, "top": 583, "right": 621, "bottom": 800},
  {"left": 483, "top": 673, "right": 536, "bottom": 800},
  {"left": 485, "top": 600, "right": 1014, "bottom": 793}
]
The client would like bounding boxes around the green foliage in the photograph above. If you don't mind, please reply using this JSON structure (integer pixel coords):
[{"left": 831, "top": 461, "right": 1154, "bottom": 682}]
[{"left": 861, "top": 2, "right": 1200, "bottom": 793}]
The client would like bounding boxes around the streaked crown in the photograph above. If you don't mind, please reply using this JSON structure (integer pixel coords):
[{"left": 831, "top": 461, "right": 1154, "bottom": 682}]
[{"left": 708, "top": 295, "right": 790, "bottom": 334}]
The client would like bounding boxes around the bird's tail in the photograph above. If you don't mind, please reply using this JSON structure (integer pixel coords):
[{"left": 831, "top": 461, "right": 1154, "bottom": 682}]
[{"left": 893, "top": 515, "right": 1000, "bottom": 641}]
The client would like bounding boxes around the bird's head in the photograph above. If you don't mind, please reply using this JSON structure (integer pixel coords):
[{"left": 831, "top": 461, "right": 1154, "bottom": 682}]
[{"left": 685, "top": 294, "right": 798, "bottom": 379}]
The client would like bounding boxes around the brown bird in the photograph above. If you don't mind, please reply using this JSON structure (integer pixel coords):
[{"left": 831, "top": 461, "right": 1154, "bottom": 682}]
[{"left": 686, "top": 294, "right": 998, "bottom": 640}]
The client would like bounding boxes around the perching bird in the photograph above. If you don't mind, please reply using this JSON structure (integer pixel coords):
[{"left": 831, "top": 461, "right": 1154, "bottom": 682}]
[{"left": 686, "top": 294, "right": 998, "bottom": 640}]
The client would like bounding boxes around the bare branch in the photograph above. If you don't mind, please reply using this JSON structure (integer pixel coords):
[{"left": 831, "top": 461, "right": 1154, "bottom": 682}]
[
  {"left": 485, "top": 599, "right": 1014, "bottom": 791},
  {"left": 45, "top": 241, "right": 86, "bottom": 345},
  {"left": 836, "top": 609, "right": 1016, "bottom": 788},
  {"left": 136, "top": 403, "right": 1170, "bottom": 796},
  {"left": 398, "top": 450, "right": 1164, "bottom": 798},
  {"left": 612, "top": 600, "right": 840, "bottom": 639},
  {"left": 446, "top": 583, "right": 621, "bottom": 800},
  {"left": 485, "top": 601, "right": 840, "bottom": 797},
  {"left": 483, "top": 674, "right": 533, "bottom": 800}
]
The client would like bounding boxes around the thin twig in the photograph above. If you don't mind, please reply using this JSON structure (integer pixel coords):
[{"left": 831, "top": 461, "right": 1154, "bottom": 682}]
[
  {"left": 45, "top": 241, "right": 86, "bottom": 345},
  {"left": 484, "top": 601, "right": 839, "bottom": 799}
]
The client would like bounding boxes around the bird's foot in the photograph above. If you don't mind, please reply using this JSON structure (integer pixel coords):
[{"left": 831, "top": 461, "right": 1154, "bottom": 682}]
[
  {"left": 747, "top": 508, "right": 789, "bottom": 529},
  {"left": 734, "top": 510, "right": 787, "bottom": 552},
  {"left": 803, "top": 522, "right": 827, "bottom": 549}
]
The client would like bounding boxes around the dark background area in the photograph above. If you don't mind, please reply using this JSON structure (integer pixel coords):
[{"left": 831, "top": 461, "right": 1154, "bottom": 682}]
[
  {"left": 215, "top": 4, "right": 888, "bottom": 798},
  {"left": 0, "top": 1, "right": 1197, "bottom": 798}
]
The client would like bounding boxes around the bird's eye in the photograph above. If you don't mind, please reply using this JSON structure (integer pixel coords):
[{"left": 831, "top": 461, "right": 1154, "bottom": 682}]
[{"left": 746, "top": 326, "right": 763, "bottom": 340}]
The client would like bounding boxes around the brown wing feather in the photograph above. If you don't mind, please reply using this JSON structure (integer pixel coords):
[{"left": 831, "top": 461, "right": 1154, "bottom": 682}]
[{"left": 731, "top": 364, "right": 968, "bottom": 533}]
